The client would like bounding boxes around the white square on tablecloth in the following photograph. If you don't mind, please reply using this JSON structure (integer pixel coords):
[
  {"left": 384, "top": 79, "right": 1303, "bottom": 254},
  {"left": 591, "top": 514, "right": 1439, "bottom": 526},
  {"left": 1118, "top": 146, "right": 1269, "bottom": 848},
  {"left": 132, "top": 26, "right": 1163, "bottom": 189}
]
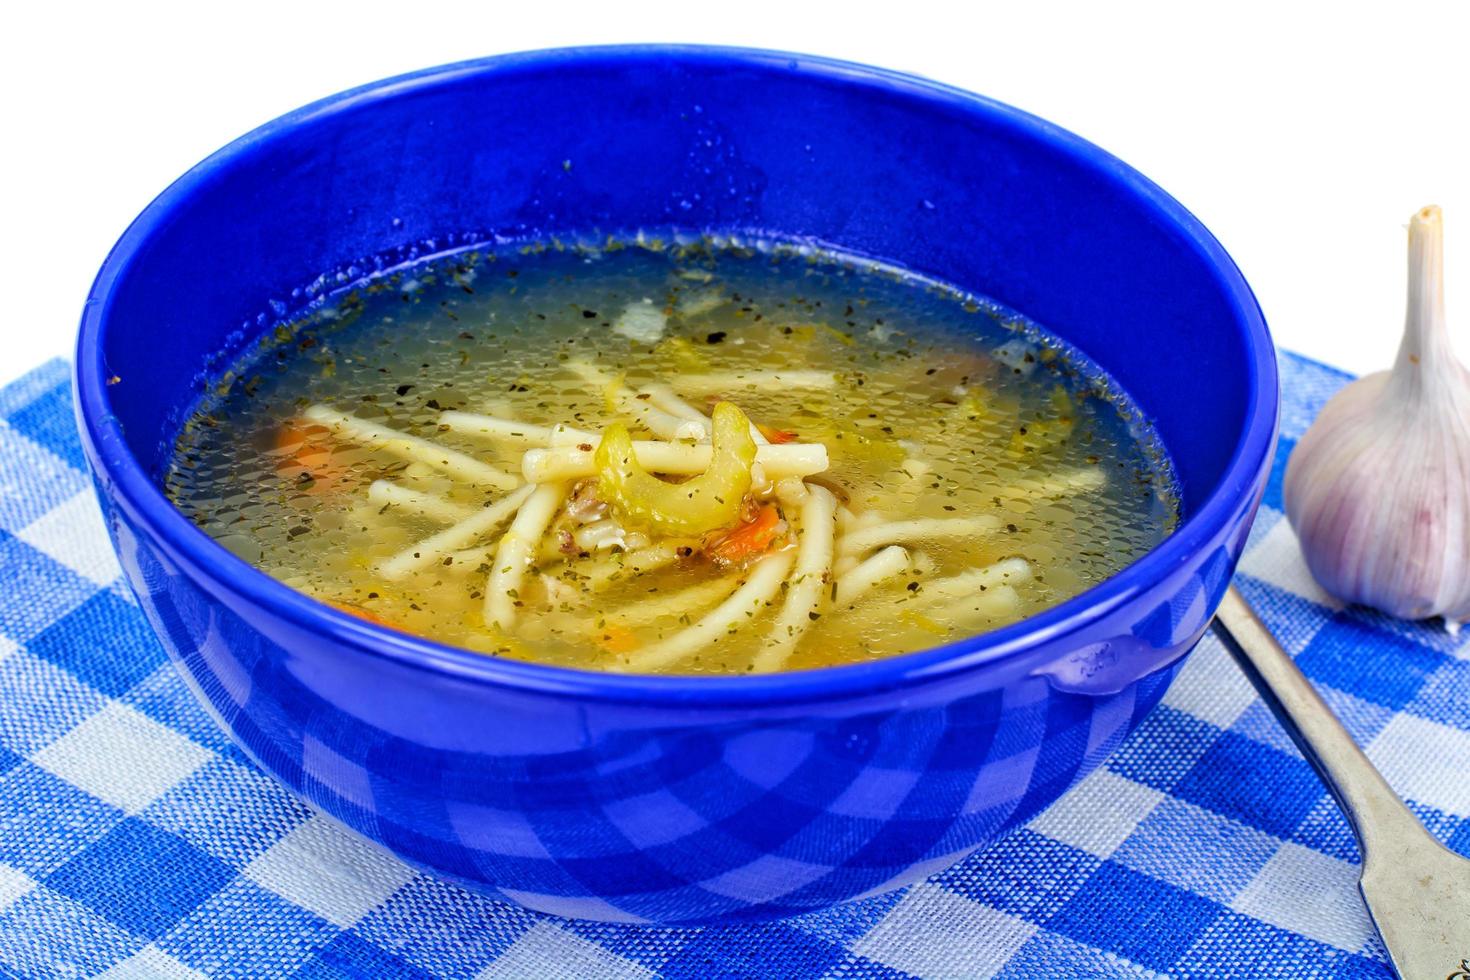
[
  {"left": 0, "top": 635, "right": 17, "bottom": 665},
  {"left": 1368, "top": 713, "right": 1470, "bottom": 817},
  {"left": 1232, "top": 841, "right": 1373, "bottom": 953},
  {"left": 852, "top": 883, "right": 1038, "bottom": 979},
  {"left": 15, "top": 491, "right": 122, "bottom": 587},
  {"left": 0, "top": 863, "right": 37, "bottom": 911},
  {"left": 1161, "top": 633, "right": 1259, "bottom": 730},
  {"left": 474, "top": 922, "right": 655, "bottom": 980},
  {"left": 1027, "top": 768, "right": 1164, "bottom": 859},
  {"left": 96, "top": 945, "right": 211, "bottom": 980},
  {"left": 244, "top": 814, "right": 416, "bottom": 928},
  {"left": 30, "top": 702, "right": 211, "bottom": 814}
]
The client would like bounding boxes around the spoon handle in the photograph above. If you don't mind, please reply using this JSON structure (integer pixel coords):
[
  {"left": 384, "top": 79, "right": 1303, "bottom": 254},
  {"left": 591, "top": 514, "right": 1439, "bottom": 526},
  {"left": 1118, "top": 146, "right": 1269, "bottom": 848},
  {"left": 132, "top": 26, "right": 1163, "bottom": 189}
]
[
  {"left": 1212, "top": 585, "right": 1470, "bottom": 980},
  {"left": 1213, "top": 587, "right": 1417, "bottom": 847}
]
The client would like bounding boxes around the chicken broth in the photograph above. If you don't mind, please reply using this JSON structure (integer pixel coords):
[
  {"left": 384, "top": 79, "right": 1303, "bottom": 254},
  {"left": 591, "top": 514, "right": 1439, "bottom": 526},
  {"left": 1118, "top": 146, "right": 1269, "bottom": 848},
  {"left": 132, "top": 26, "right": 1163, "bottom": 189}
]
[{"left": 166, "top": 239, "right": 1179, "bottom": 674}]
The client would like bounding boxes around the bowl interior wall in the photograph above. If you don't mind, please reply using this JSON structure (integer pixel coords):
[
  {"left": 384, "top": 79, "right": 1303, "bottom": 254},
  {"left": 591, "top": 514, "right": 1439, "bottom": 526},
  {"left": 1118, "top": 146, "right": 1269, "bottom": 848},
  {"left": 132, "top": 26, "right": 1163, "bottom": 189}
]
[{"left": 96, "top": 50, "right": 1255, "bottom": 511}]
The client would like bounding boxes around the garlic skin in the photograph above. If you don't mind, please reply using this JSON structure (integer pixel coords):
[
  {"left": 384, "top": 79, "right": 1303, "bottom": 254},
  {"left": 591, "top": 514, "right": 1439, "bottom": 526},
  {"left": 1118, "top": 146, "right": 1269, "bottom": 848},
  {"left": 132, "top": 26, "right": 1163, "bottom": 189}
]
[{"left": 1284, "top": 206, "right": 1470, "bottom": 623}]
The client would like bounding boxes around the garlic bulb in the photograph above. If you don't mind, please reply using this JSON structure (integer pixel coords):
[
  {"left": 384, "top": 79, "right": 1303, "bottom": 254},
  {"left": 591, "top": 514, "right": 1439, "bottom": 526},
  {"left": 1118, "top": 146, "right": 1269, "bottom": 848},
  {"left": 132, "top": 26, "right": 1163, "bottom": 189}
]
[{"left": 1284, "top": 205, "right": 1470, "bottom": 624}]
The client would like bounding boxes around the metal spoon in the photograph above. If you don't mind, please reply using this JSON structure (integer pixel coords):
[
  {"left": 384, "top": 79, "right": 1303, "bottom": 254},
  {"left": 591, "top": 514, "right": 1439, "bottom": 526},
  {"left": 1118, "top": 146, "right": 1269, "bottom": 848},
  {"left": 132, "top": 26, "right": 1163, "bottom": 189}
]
[{"left": 1212, "top": 586, "right": 1470, "bottom": 980}]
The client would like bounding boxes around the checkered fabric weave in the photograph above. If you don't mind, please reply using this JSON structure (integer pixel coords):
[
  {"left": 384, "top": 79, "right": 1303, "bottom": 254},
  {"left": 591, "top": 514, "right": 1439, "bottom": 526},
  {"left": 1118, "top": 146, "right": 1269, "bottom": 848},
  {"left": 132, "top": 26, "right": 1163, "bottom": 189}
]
[{"left": 1, "top": 354, "right": 1466, "bottom": 979}]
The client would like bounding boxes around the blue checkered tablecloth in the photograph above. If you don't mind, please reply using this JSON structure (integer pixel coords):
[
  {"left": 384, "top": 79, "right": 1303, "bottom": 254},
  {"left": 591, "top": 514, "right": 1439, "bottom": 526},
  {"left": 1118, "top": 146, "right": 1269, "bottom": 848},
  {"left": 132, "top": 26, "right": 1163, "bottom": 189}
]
[{"left": 1, "top": 353, "right": 1467, "bottom": 979}]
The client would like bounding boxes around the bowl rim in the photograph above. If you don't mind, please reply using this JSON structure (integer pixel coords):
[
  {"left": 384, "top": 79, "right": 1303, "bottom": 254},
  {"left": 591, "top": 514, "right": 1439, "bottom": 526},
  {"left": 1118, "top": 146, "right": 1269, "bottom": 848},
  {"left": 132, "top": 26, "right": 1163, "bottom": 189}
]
[{"left": 75, "top": 43, "right": 1279, "bottom": 707}]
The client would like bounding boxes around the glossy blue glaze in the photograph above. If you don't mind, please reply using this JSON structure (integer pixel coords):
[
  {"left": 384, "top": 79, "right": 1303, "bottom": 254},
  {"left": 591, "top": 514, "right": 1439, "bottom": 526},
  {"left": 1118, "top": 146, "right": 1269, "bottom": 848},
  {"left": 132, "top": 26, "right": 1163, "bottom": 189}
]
[{"left": 75, "top": 46, "right": 1278, "bottom": 924}]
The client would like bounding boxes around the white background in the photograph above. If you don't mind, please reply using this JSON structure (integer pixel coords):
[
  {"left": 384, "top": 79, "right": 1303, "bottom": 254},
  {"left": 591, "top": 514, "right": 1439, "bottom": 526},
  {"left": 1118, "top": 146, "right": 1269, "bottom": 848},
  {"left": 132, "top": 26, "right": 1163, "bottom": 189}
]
[{"left": 3, "top": 1, "right": 1467, "bottom": 386}]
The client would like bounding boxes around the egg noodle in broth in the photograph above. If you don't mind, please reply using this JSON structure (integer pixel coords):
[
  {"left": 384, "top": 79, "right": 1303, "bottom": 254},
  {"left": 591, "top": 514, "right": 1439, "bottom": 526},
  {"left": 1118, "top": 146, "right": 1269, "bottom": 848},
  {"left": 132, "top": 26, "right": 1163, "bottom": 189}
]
[{"left": 166, "top": 238, "right": 1178, "bottom": 675}]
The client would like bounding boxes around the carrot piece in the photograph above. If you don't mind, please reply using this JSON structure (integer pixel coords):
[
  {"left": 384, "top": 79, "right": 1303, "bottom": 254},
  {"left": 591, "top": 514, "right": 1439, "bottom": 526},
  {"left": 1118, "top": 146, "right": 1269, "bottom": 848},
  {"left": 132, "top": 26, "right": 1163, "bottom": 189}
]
[
  {"left": 756, "top": 423, "right": 799, "bottom": 444},
  {"left": 328, "top": 600, "right": 396, "bottom": 629},
  {"left": 596, "top": 624, "right": 638, "bottom": 654},
  {"left": 275, "top": 418, "right": 351, "bottom": 492},
  {"left": 707, "top": 504, "right": 784, "bottom": 563}
]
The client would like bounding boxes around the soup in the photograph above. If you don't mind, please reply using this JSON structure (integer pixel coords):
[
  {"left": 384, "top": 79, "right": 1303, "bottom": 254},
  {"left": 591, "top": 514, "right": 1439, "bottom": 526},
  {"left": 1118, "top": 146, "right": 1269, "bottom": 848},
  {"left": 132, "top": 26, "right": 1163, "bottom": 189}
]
[{"left": 165, "top": 238, "right": 1178, "bottom": 674}]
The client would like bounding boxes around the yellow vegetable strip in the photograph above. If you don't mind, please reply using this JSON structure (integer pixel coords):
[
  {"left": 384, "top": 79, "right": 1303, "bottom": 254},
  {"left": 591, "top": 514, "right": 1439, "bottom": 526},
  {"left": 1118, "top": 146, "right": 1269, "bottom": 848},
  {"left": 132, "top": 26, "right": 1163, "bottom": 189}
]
[
  {"left": 603, "top": 575, "right": 745, "bottom": 628},
  {"left": 596, "top": 402, "right": 757, "bottom": 536},
  {"left": 302, "top": 405, "right": 519, "bottom": 490},
  {"left": 377, "top": 484, "right": 536, "bottom": 581},
  {"left": 366, "top": 480, "right": 476, "bottom": 524},
  {"left": 674, "top": 370, "right": 837, "bottom": 394},
  {"left": 753, "top": 484, "right": 838, "bottom": 672},
  {"left": 836, "top": 516, "right": 1001, "bottom": 559},
  {"left": 832, "top": 545, "right": 910, "bottom": 606},
  {"left": 523, "top": 442, "right": 828, "bottom": 482},
  {"left": 437, "top": 411, "right": 595, "bottom": 448},
  {"left": 616, "top": 551, "right": 795, "bottom": 673},
  {"left": 484, "top": 483, "right": 568, "bottom": 631}
]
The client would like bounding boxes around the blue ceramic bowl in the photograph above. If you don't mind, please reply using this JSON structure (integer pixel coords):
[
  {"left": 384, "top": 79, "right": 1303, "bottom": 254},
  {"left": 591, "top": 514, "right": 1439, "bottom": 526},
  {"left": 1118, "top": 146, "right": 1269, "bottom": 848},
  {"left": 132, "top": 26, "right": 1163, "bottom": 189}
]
[{"left": 75, "top": 45, "right": 1277, "bottom": 925}]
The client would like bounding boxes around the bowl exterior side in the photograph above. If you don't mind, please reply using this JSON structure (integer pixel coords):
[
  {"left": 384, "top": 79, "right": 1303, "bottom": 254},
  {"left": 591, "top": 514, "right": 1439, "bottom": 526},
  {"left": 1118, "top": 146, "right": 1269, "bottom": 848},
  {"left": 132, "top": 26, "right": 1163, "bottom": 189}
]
[{"left": 96, "top": 468, "right": 1252, "bottom": 923}]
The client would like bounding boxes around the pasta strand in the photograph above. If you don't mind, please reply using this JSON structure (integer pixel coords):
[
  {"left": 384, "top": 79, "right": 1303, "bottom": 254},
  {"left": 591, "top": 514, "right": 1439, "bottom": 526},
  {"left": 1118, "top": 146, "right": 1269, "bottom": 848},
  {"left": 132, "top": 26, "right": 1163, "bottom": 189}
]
[
  {"left": 832, "top": 545, "right": 910, "bottom": 606},
  {"left": 602, "top": 575, "right": 745, "bottom": 628},
  {"left": 377, "top": 484, "right": 536, "bottom": 581},
  {"left": 437, "top": 412, "right": 595, "bottom": 448},
  {"left": 616, "top": 552, "right": 794, "bottom": 672},
  {"left": 836, "top": 516, "right": 1001, "bottom": 559},
  {"left": 303, "top": 405, "right": 519, "bottom": 490},
  {"left": 917, "top": 557, "right": 1034, "bottom": 602},
  {"left": 753, "top": 485, "right": 838, "bottom": 672},
  {"left": 366, "top": 481, "right": 476, "bottom": 524},
  {"left": 484, "top": 483, "right": 569, "bottom": 631}
]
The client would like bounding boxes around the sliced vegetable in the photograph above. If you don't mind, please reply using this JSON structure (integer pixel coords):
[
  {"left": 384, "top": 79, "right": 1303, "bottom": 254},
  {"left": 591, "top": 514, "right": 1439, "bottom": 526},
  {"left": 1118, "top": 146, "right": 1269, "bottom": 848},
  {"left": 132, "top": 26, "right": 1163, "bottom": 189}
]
[
  {"left": 654, "top": 334, "right": 711, "bottom": 372},
  {"left": 595, "top": 623, "right": 639, "bottom": 654},
  {"left": 708, "top": 503, "right": 784, "bottom": 563},
  {"left": 595, "top": 401, "right": 757, "bottom": 536},
  {"left": 1009, "top": 386, "right": 1075, "bottom": 457},
  {"left": 275, "top": 419, "right": 350, "bottom": 492},
  {"left": 756, "top": 424, "right": 798, "bottom": 444},
  {"left": 329, "top": 600, "right": 396, "bottom": 629}
]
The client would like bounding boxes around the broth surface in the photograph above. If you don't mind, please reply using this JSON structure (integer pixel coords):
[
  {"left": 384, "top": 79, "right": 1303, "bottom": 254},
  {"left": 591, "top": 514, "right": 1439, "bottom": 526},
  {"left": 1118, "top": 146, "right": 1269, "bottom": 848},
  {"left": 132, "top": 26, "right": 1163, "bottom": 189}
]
[{"left": 166, "top": 239, "right": 1178, "bottom": 674}]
